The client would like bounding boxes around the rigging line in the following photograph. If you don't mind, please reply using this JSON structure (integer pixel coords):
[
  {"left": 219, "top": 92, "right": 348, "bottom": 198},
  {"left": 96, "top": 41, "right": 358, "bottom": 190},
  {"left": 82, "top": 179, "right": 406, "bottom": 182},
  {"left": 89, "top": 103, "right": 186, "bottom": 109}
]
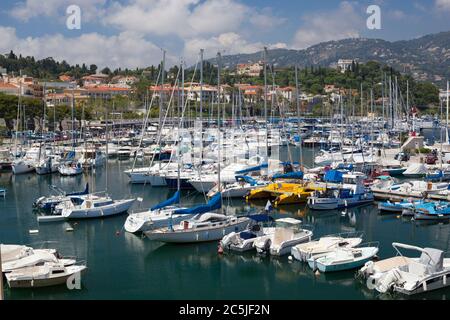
[{"left": 131, "top": 67, "right": 162, "bottom": 173}]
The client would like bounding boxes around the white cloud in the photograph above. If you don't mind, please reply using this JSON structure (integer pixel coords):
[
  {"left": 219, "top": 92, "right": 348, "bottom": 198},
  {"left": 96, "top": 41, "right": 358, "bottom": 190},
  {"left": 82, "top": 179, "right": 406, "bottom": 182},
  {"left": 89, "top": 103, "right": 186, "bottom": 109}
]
[
  {"left": 436, "top": 0, "right": 450, "bottom": 11},
  {"left": 292, "top": 1, "right": 363, "bottom": 49},
  {"left": 0, "top": 26, "right": 172, "bottom": 69},
  {"left": 105, "top": 0, "right": 283, "bottom": 38},
  {"left": 10, "top": 0, "right": 106, "bottom": 22}
]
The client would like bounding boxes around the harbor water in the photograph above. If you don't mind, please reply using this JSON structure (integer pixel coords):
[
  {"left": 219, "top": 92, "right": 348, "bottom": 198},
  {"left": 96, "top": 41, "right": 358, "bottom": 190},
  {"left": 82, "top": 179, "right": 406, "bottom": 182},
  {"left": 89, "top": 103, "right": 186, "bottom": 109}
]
[{"left": 2, "top": 140, "right": 450, "bottom": 300}]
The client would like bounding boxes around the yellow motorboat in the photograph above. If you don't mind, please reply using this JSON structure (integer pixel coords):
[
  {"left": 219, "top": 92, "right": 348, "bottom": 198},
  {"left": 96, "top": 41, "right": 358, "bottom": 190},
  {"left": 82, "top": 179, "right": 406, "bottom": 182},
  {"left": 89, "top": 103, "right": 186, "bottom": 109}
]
[{"left": 246, "top": 182, "right": 324, "bottom": 207}]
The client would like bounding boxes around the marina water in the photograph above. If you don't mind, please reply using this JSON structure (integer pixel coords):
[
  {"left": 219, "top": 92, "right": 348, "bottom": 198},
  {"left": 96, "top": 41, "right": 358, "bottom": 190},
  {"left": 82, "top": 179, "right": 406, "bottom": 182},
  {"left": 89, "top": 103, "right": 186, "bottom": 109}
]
[{"left": 2, "top": 138, "right": 450, "bottom": 300}]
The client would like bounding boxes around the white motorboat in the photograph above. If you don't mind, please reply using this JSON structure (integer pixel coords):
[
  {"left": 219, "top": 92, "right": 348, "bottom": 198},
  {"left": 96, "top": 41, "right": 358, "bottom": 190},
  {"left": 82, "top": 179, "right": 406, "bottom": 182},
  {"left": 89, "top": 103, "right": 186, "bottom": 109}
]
[
  {"left": 1, "top": 244, "right": 35, "bottom": 263},
  {"left": 2, "top": 249, "right": 76, "bottom": 273},
  {"left": 220, "top": 214, "right": 275, "bottom": 252},
  {"left": 291, "top": 233, "right": 364, "bottom": 262},
  {"left": 362, "top": 243, "right": 450, "bottom": 296},
  {"left": 254, "top": 218, "right": 313, "bottom": 256},
  {"left": 144, "top": 213, "right": 251, "bottom": 243},
  {"left": 5, "top": 263, "right": 87, "bottom": 288},
  {"left": 307, "top": 174, "right": 374, "bottom": 210},
  {"left": 58, "top": 162, "right": 83, "bottom": 176},
  {"left": 307, "top": 244, "right": 379, "bottom": 273},
  {"left": 57, "top": 195, "right": 135, "bottom": 219}
]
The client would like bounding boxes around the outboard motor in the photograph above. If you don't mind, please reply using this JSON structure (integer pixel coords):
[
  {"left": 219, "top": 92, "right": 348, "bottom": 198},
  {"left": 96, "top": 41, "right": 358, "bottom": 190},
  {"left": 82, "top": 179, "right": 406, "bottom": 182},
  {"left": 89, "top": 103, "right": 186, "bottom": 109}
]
[
  {"left": 374, "top": 269, "right": 401, "bottom": 293},
  {"left": 220, "top": 232, "right": 239, "bottom": 249}
]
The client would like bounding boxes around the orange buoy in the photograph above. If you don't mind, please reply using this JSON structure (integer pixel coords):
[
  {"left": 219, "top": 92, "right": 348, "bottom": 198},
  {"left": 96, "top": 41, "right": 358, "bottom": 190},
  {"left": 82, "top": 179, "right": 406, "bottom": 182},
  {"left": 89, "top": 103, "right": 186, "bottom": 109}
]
[{"left": 217, "top": 244, "right": 224, "bottom": 255}]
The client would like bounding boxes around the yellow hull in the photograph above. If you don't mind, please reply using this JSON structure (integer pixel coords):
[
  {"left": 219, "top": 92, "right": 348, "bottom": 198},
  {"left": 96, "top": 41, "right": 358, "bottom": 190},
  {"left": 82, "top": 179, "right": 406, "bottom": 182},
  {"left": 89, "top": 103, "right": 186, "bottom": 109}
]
[{"left": 246, "top": 183, "right": 324, "bottom": 207}]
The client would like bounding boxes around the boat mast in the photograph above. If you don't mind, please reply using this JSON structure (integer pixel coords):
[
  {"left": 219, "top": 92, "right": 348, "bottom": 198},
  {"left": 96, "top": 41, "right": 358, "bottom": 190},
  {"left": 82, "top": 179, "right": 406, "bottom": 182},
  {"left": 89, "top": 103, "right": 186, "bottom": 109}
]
[
  {"left": 447, "top": 80, "right": 449, "bottom": 143},
  {"left": 217, "top": 52, "right": 223, "bottom": 211},
  {"left": 295, "top": 65, "right": 303, "bottom": 168},
  {"left": 263, "top": 47, "right": 269, "bottom": 164},
  {"left": 200, "top": 49, "right": 204, "bottom": 165},
  {"left": 105, "top": 99, "right": 109, "bottom": 194}
]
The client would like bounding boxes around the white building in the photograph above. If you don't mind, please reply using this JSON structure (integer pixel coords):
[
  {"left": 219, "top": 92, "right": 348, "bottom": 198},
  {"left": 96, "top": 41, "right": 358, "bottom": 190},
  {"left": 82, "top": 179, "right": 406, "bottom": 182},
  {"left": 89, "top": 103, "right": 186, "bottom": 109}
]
[{"left": 337, "top": 59, "right": 356, "bottom": 73}]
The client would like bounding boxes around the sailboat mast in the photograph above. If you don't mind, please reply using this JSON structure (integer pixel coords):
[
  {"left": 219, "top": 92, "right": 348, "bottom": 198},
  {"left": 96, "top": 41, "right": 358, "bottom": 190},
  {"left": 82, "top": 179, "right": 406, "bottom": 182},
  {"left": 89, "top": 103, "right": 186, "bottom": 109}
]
[
  {"left": 200, "top": 49, "right": 204, "bottom": 165},
  {"left": 295, "top": 65, "right": 303, "bottom": 168},
  {"left": 263, "top": 47, "right": 269, "bottom": 163},
  {"left": 217, "top": 52, "right": 223, "bottom": 205},
  {"left": 447, "top": 81, "right": 449, "bottom": 132}
]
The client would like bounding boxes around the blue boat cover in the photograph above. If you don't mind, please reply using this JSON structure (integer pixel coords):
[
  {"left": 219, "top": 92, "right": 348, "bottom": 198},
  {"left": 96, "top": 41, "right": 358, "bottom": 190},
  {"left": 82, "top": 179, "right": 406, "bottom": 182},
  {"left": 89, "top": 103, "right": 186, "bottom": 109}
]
[
  {"left": 334, "top": 163, "right": 354, "bottom": 171},
  {"left": 324, "top": 170, "right": 344, "bottom": 183},
  {"left": 426, "top": 171, "right": 444, "bottom": 181},
  {"left": 65, "top": 151, "right": 76, "bottom": 160},
  {"left": 240, "top": 231, "right": 257, "bottom": 240},
  {"left": 67, "top": 183, "right": 89, "bottom": 196},
  {"left": 247, "top": 214, "right": 274, "bottom": 223},
  {"left": 151, "top": 190, "right": 181, "bottom": 211},
  {"left": 235, "top": 175, "right": 258, "bottom": 186},
  {"left": 235, "top": 164, "right": 268, "bottom": 175},
  {"left": 174, "top": 193, "right": 222, "bottom": 215},
  {"left": 272, "top": 171, "right": 304, "bottom": 180}
]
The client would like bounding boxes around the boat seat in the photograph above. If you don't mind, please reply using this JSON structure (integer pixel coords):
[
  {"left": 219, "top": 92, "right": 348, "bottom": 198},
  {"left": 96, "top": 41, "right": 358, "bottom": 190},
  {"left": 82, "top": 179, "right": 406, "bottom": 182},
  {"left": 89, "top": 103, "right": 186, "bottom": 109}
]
[
  {"left": 406, "top": 261, "right": 427, "bottom": 277},
  {"left": 374, "top": 257, "right": 411, "bottom": 273}
]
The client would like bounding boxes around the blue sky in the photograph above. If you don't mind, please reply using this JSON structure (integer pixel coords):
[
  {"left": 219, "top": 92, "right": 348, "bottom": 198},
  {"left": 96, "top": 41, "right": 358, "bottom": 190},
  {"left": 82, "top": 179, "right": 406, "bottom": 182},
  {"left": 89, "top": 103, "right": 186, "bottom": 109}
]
[{"left": 0, "top": 0, "right": 449, "bottom": 69}]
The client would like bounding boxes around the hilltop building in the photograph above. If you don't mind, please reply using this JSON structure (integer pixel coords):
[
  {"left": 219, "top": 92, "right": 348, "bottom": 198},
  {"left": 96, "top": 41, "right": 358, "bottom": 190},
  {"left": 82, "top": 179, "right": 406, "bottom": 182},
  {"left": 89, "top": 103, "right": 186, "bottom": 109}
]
[
  {"left": 236, "top": 62, "right": 264, "bottom": 77},
  {"left": 337, "top": 59, "right": 357, "bottom": 73}
]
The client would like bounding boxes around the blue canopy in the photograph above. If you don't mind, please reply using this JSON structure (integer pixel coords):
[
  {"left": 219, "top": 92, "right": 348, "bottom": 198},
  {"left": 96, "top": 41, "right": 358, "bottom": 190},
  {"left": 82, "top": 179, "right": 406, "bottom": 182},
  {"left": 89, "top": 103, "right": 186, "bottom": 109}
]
[
  {"left": 151, "top": 190, "right": 181, "bottom": 211},
  {"left": 67, "top": 183, "right": 89, "bottom": 196},
  {"left": 324, "top": 170, "right": 344, "bottom": 183},
  {"left": 174, "top": 193, "right": 222, "bottom": 215},
  {"left": 272, "top": 171, "right": 304, "bottom": 180},
  {"left": 235, "top": 175, "right": 258, "bottom": 186}
]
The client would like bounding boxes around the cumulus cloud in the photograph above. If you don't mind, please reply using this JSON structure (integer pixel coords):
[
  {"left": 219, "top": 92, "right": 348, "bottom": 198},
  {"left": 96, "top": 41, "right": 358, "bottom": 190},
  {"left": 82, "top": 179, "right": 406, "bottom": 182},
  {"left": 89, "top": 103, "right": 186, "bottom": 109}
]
[
  {"left": 435, "top": 0, "right": 450, "bottom": 11},
  {"left": 105, "top": 0, "right": 284, "bottom": 38},
  {"left": 292, "top": 1, "right": 363, "bottom": 49},
  {"left": 0, "top": 26, "right": 173, "bottom": 69}
]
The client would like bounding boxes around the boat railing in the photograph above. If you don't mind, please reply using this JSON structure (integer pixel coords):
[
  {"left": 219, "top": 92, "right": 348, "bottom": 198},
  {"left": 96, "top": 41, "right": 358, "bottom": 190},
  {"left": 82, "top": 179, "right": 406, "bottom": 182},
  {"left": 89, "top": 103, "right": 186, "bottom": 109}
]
[
  {"left": 25, "top": 240, "right": 60, "bottom": 249},
  {"left": 328, "top": 231, "right": 365, "bottom": 240},
  {"left": 357, "top": 241, "right": 380, "bottom": 249}
]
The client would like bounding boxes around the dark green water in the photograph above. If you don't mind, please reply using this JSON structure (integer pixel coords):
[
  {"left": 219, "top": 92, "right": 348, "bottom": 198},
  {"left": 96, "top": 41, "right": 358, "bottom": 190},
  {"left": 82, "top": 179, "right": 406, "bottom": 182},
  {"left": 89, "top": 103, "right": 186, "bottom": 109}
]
[{"left": 2, "top": 145, "right": 450, "bottom": 300}]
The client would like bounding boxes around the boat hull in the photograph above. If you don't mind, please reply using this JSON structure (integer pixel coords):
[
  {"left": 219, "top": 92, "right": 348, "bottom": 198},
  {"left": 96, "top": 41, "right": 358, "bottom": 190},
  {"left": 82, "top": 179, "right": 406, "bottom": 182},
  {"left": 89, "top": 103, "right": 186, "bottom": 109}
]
[
  {"left": 62, "top": 199, "right": 135, "bottom": 219},
  {"left": 145, "top": 220, "right": 250, "bottom": 243}
]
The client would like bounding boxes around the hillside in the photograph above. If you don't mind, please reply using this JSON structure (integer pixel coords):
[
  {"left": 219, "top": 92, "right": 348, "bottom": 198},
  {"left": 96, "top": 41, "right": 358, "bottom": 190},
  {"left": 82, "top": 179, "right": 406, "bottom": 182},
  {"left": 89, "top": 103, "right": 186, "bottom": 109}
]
[{"left": 211, "top": 31, "right": 450, "bottom": 86}]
